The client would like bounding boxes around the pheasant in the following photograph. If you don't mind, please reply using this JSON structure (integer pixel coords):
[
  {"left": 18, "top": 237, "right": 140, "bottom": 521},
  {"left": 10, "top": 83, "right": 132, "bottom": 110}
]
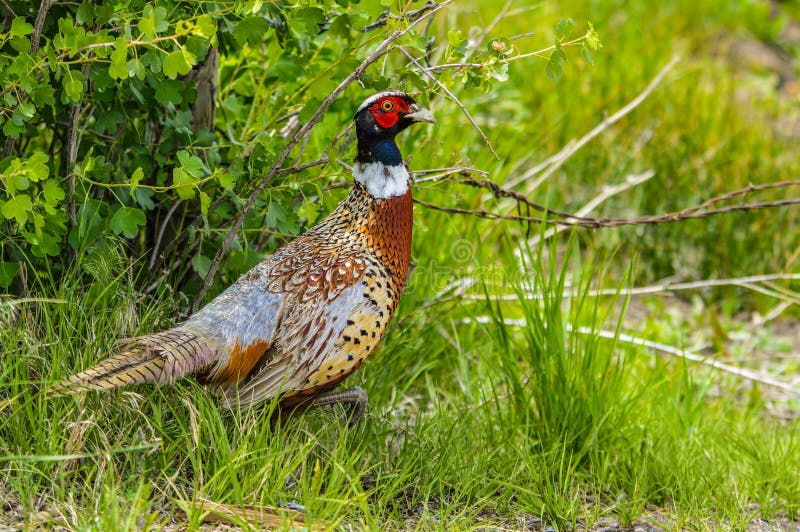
[{"left": 53, "top": 91, "right": 435, "bottom": 424}]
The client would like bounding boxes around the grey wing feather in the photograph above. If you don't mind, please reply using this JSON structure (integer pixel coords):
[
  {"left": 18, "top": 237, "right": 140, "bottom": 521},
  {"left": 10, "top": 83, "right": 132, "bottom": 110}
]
[
  {"left": 224, "top": 282, "right": 365, "bottom": 406},
  {"left": 186, "top": 265, "right": 285, "bottom": 377}
]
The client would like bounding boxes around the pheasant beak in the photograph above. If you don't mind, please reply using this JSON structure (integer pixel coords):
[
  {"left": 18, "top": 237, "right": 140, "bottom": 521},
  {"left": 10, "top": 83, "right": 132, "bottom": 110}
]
[{"left": 404, "top": 103, "right": 436, "bottom": 124}]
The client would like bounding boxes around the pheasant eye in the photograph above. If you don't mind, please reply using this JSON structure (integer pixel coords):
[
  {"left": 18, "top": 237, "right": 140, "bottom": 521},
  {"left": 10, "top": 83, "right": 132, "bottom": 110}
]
[{"left": 380, "top": 100, "right": 394, "bottom": 112}]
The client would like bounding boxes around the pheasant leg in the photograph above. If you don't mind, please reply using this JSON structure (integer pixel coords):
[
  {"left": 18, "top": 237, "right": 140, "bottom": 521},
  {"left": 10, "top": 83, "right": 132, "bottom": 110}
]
[{"left": 308, "top": 386, "right": 368, "bottom": 427}]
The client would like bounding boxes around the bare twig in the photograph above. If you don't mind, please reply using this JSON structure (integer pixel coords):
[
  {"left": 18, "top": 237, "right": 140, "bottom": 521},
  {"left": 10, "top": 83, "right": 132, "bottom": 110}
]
[
  {"left": 573, "top": 325, "right": 800, "bottom": 395},
  {"left": 0, "top": 0, "right": 17, "bottom": 17},
  {"left": 507, "top": 56, "right": 680, "bottom": 191},
  {"left": 463, "top": 316, "right": 800, "bottom": 395},
  {"left": 362, "top": 0, "right": 439, "bottom": 32},
  {"left": 396, "top": 45, "right": 500, "bottom": 159},
  {"left": 416, "top": 179, "right": 800, "bottom": 228},
  {"left": 30, "top": 0, "right": 54, "bottom": 55},
  {"left": 149, "top": 199, "right": 183, "bottom": 269},
  {"left": 62, "top": 61, "right": 92, "bottom": 233},
  {"left": 754, "top": 301, "right": 793, "bottom": 326},
  {"left": 413, "top": 166, "right": 488, "bottom": 183},
  {"left": 461, "top": 273, "right": 800, "bottom": 301},
  {"left": 193, "top": 0, "right": 454, "bottom": 311},
  {"left": 529, "top": 170, "right": 656, "bottom": 244},
  {"left": 423, "top": 62, "right": 484, "bottom": 72}
]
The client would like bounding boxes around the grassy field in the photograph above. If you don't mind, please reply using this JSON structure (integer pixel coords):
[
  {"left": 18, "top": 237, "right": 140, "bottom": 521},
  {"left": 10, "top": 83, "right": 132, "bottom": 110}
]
[{"left": 2, "top": 0, "right": 800, "bottom": 530}]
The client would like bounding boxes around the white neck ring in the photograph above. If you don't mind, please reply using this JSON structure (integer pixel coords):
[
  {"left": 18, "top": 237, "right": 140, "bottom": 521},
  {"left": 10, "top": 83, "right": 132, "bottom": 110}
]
[{"left": 353, "top": 162, "right": 409, "bottom": 199}]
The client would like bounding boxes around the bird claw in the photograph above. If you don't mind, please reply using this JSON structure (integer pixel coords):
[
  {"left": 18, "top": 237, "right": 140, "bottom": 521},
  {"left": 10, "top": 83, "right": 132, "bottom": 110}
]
[{"left": 309, "top": 386, "right": 368, "bottom": 427}]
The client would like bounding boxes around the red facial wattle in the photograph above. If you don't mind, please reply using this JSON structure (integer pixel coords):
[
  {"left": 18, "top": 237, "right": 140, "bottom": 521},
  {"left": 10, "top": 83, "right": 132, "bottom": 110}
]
[{"left": 369, "top": 96, "right": 410, "bottom": 129}]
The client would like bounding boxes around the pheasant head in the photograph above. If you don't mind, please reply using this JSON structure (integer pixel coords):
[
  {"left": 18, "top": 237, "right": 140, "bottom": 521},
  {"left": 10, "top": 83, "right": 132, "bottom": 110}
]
[{"left": 353, "top": 91, "right": 435, "bottom": 198}]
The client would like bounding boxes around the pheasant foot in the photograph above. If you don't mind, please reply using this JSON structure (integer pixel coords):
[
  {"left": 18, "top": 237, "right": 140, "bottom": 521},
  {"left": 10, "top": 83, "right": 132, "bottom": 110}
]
[{"left": 309, "top": 386, "right": 368, "bottom": 427}]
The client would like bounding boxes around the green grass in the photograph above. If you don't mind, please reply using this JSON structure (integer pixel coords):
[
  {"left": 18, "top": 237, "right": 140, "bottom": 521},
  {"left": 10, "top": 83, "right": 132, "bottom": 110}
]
[
  {"left": 3, "top": 0, "right": 800, "bottom": 529},
  {"left": 2, "top": 235, "right": 798, "bottom": 529}
]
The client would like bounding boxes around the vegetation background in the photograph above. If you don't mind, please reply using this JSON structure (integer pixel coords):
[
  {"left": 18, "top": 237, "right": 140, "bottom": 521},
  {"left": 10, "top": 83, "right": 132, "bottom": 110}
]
[{"left": 1, "top": 0, "right": 799, "bottom": 529}]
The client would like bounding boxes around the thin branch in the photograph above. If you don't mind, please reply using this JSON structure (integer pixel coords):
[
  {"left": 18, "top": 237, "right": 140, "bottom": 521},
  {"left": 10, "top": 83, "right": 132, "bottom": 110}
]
[
  {"left": 461, "top": 273, "right": 800, "bottom": 301},
  {"left": 507, "top": 55, "right": 680, "bottom": 190},
  {"left": 423, "top": 62, "right": 484, "bottom": 72},
  {"left": 193, "top": 0, "right": 454, "bottom": 311},
  {"left": 31, "top": 0, "right": 54, "bottom": 55},
  {"left": 529, "top": 170, "right": 656, "bottom": 244},
  {"left": 413, "top": 166, "right": 488, "bottom": 183},
  {"left": 416, "top": 179, "right": 800, "bottom": 227},
  {"left": 0, "top": 0, "right": 17, "bottom": 16},
  {"left": 754, "top": 301, "right": 793, "bottom": 326},
  {"left": 463, "top": 316, "right": 800, "bottom": 395},
  {"left": 149, "top": 199, "right": 183, "bottom": 269},
  {"left": 396, "top": 45, "right": 500, "bottom": 160},
  {"left": 362, "top": 0, "right": 439, "bottom": 32},
  {"left": 275, "top": 155, "right": 330, "bottom": 175},
  {"left": 573, "top": 325, "right": 800, "bottom": 396}
]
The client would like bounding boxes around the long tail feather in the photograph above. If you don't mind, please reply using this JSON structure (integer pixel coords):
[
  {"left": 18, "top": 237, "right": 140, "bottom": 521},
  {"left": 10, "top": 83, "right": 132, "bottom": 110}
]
[{"left": 50, "top": 328, "right": 218, "bottom": 396}]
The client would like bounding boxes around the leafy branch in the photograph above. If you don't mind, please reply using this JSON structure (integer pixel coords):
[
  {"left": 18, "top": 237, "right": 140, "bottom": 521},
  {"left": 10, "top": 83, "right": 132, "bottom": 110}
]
[{"left": 192, "top": 0, "right": 456, "bottom": 310}]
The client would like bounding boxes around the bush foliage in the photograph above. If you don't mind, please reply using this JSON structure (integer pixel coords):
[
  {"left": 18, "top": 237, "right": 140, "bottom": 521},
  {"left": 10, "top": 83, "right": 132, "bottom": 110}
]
[{"left": 2, "top": 0, "right": 594, "bottom": 296}]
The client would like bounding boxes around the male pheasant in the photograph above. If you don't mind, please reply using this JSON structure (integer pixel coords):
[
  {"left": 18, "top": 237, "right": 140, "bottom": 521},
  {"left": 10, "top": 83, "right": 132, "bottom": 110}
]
[{"left": 54, "top": 91, "right": 435, "bottom": 423}]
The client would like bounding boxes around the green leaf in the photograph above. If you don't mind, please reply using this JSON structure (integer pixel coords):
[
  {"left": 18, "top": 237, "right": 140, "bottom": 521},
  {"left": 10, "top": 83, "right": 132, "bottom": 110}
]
[
  {"left": 1, "top": 194, "right": 33, "bottom": 224},
  {"left": 24, "top": 229, "right": 61, "bottom": 257},
  {"left": 0, "top": 261, "right": 20, "bottom": 289},
  {"left": 154, "top": 79, "right": 184, "bottom": 105},
  {"left": 329, "top": 14, "right": 352, "bottom": 39},
  {"left": 172, "top": 168, "right": 197, "bottom": 200},
  {"left": 297, "top": 200, "right": 319, "bottom": 224},
  {"left": 140, "top": 6, "right": 169, "bottom": 38},
  {"left": 62, "top": 69, "right": 85, "bottom": 103},
  {"left": 76, "top": 1, "right": 94, "bottom": 26},
  {"left": 581, "top": 42, "right": 594, "bottom": 65},
  {"left": 177, "top": 150, "right": 205, "bottom": 178},
  {"left": 234, "top": 17, "right": 269, "bottom": 46},
  {"left": 191, "top": 254, "right": 212, "bottom": 278},
  {"left": 194, "top": 15, "right": 216, "bottom": 38},
  {"left": 130, "top": 167, "right": 144, "bottom": 194},
  {"left": 4, "top": 172, "right": 29, "bottom": 195},
  {"left": 139, "top": 11, "right": 155, "bottom": 38},
  {"left": 199, "top": 190, "right": 210, "bottom": 215},
  {"left": 10, "top": 35, "right": 31, "bottom": 53},
  {"left": 3, "top": 120, "right": 24, "bottom": 138},
  {"left": 217, "top": 172, "right": 235, "bottom": 191},
  {"left": 546, "top": 48, "right": 567, "bottom": 81},
  {"left": 141, "top": 50, "right": 163, "bottom": 73},
  {"left": 127, "top": 58, "right": 146, "bottom": 80},
  {"left": 10, "top": 17, "right": 33, "bottom": 38},
  {"left": 448, "top": 28, "right": 462, "bottom": 48},
  {"left": 294, "top": 7, "right": 326, "bottom": 35},
  {"left": 42, "top": 179, "right": 66, "bottom": 206},
  {"left": 109, "top": 206, "right": 146, "bottom": 238},
  {"left": 162, "top": 49, "right": 196, "bottom": 79},
  {"left": 135, "top": 188, "right": 155, "bottom": 210},
  {"left": 555, "top": 18, "right": 574, "bottom": 41},
  {"left": 27, "top": 152, "right": 50, "bottom": 180},
  {"left": 109, "top": 40, "right": 129, "bottom": 79}
]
